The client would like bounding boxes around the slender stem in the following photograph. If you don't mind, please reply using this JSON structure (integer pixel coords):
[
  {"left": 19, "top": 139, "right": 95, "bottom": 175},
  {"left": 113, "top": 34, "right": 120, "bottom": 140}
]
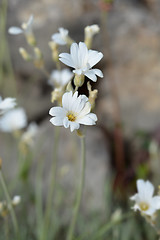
[
  {"left": 35, "top": 157, "right": 44, "bottom": 239},
  {"left": 0, "top": 170, "right": 19, "bottom": 239},
  {"left": 75, "top": 212, "right": 133, "bottom": 240},
  {"left": 66, "top": 136, "right": 86, "bottom": 240},
  {"left": 42, "top": 126, "right": 60, "bottom": 240},
  {"left": 4, "top": 217, "right": 9, "bottom": 240},
  {"left": 92, "top": 212, "right": 133, "bottom": 240}
]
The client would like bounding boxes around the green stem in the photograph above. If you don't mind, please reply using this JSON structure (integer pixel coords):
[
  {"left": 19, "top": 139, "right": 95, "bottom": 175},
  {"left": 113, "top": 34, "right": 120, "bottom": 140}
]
[
  {"left": 4, "top": 217, "right": 9, "bottom": 240},
  {"left": 42, "top": 126, "right": 60, "bottom": 240},
  {"left": 66, "top": 136, "right": 86, "bottom": 240},
  {"left": 92, "top": 212, "right": 133, "bottom": 240},
  {"left": 0, "top": 170, "right": 19, "bottom": 239},
  {"left": 76, "top": 212, "right": 133, "bottom": 240},
  {"left": 35, "top": 157, "right": 44, "bottom": 239}
]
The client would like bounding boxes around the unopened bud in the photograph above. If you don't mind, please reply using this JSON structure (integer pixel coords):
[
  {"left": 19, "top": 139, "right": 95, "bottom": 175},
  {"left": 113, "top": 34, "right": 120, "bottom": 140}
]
[
  {"left": 49, "top": 41, "right": 59, "bottom": 63},
  {"left": 87, "top": 81, "right": 98, "bottom": 109},
  {"left": 12, "top": 196, "right": 21, "bottom": 206},
  {"left": 74, "top": 74, "right": 85, "bottom": 88},
  {"left": 33, "top": 47, "right": 44, "bottom": 68},
  {"left": 19, "top": 48, "right": 32, "bottom": 61},
  {"left": 66, "top": 81, "right": 74, "bottom": 92},
  {"left": 84, "top": 25, "right": 100, "bottom": 48},
  {"left": 26, "top": 34, "right": 36, "bottom": 47}
]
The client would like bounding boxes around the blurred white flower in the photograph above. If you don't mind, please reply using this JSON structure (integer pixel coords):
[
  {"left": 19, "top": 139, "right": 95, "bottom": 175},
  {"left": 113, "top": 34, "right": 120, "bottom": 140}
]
[
  {"left": 0, "top": 97, "right": 16, "bottom": 114},
  {"left": 59, "top": 42, "right": 103, "bottom": 82},
  {"left": 8, "top": 15, "right": 34, "bottom": 35},
  {"left": 84, "top": 24, "right": 100, "bottom": 39},
  {"left": 21, "top": 122, "right": 38, "bottom": 146},
  {"left": 0, "top": 108, "right": 27, "bottom": 132},
  {"left": 12, "top": 196, "right": 21, "bottom": 206},
  {"left": 49, "top": 91, "right": 97, "bottom": 132},
  {"left": 130, "top": 179, "right": 160, "bottom": 216},
  {"left": 48, "top": 68, "right": 73, "bottom": 88},
  {"left": 51, "top": 28, "right": 69, "bottom": 45}
]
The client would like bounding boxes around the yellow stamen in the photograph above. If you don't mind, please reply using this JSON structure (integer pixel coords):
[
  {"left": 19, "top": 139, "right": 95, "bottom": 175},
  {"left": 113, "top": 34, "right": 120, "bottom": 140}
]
[
  {"left": 67, "top": 113, "right": 76, "bottom": 122},
  {"left": 139, "top": 202, "right": 149, "bottom": 211}
]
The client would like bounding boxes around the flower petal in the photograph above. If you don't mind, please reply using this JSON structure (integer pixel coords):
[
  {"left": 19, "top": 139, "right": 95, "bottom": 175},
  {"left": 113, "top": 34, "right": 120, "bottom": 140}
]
[
  {"left": 8, "top": 27, "right": 23, "bottom": 35},
  {"left": 50, "top": 117, "right": 63, "bottom": 126},
  {"left": 70, "top": 122, "right": 79, "bottom": 132},
  {"left": 88, "top": 50, "right": 103, "bottom": 67},
  {"left": 63, "top": 117, "right": 69, "bottom": 128},
  {"left": 49, "top": 107, "right": 66, "bottom": 117},
  {"left": 77, "top": 113, "right": 97, "bottom": 125},
  {"left": 151, "top": 196, "right": 160, "bottom": 210},
  {"left": 70, "top": 43, "right": 79, "bottom": 68},
  {"left": 59, "top": 53, "right": 75, "bottom": 68},
  {"left": 93, "top": 69, "right": 103, "bottom": 78},
  {"left": 85, "top": 70, "right": 97, "bottom": 82}
]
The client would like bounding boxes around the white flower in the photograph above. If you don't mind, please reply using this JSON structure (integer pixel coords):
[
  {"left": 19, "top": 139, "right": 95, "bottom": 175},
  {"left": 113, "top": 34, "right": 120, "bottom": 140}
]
[
  {"left": 12, "top": 196, "right": 21, "bottom": 206},
  {"left": 51, "top": 28, "right": 69, "bottom": 45},
  {"left": 0, "top": 108, "right": 27, "bottom": 132},
  {"left": 0, "top": 97, "right": 16, "bottom": 114},
  {"left": 49, "top": 91, "right": 97, "bottom": 132},
  {"left": 84, "top": 24, "right": 100, "bottom": 38},
  {"left": 130, "top": 179, "right": 160, "bottom": 216},
  {"left": 59, "top": 42, "right": 103, "bottom": 82},
  {"left": 8, "top": 15, "right": 34, "bottom": 35},
  {"left": 48, "top": 68, "right": 73, "bottom": 88},
  {"left": 21, "top": 122, "right": 38, "bottom": 146}
]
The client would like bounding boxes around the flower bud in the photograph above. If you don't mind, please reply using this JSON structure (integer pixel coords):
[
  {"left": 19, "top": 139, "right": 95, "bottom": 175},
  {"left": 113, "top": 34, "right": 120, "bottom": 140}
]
[{"left": 19, "top": 48, "right": 32, "bottom": 61}]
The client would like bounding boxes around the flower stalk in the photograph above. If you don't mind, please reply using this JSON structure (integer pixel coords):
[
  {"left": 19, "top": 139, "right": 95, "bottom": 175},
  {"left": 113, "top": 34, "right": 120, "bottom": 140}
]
[
  {"left": 66, "top": 135, "right": 86, "bottom": 240},
  {"left": 0, "top": 169, "right": 19, "bottom": 239}
]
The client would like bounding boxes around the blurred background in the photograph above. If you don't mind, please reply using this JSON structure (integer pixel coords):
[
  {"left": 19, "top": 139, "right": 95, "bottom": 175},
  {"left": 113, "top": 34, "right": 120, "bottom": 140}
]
[{"left": 1, "top": 0, "right": 160, "bottom": 239}]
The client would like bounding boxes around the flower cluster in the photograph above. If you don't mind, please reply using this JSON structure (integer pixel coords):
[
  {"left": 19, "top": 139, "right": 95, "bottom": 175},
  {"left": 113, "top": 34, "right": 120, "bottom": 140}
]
[
  {"left": 48, "top": 25, "right": 103, "bottom": 132},
  {"left": 9, "top": 18, "right": 103, "bottom": 131}
]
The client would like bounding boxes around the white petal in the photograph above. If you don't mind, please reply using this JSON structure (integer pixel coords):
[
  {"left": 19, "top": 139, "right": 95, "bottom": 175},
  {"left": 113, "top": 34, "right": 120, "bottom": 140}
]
[
  {"left": 50, "top": 117, "right": 63, "bottom": 126},
  {"left": 70, "top": 43, "right": 79, "bottom": 68},
  {"left": 145, "top": 180, "right": 154, "bottom": 198},
  {"left": 70, "top": 122, "right": 79, "bottom": 132},
  {"left": 85, "top": 70, "right": 97, "bottom": 82},
  {"left": 144, "top": 207, "right": 156, "bottom": 216},
  {"left": 77, "top": 113, "right": 97, "bottom": 125},
  {"left": 62, "top": 91, "right": 73, "bottom": 110},
  {"left": 52, "top": 33, "right": 66, "bottom": 45},
  {"left": 88, "top": 50, "right": 103, "bottom": 67},
  {"left": 130, "top": 193, "right": 138, "bottom": 201},
  {"left": 63, "top": 117, "right": 69, "bottom": 128},
  {"left": 73, "top": 69, "right": 82, "bottom": 75},
  {"left": 27, "top": 15, "right": 34, "bottom": 29},
  {"left": 8, "top": 27, "right": 23, "bottom": 35},
  {"left": 59, "top": 53, "right": 75, "bottom": 68},
  {"left": 49, "top": 107, "right": 66, "bottom": 117},
  {"left": 77, "top": 102, "right": 91, "bottom": 119},
  {"left": 151, "top": 196, "right": 160, "bottom": 210},
  {"left": 78, "top": 42, "right": 88, "bottom": 67},
  {"left": 93, "top": 69, "right": 103, "bottom": 78}
]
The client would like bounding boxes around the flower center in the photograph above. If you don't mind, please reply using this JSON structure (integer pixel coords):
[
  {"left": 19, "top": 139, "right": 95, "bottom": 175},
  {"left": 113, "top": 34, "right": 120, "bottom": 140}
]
[
  {"left": 67, "top": 113, "right": 76, "bottom": 122},
  {"left": 139, "top": 202, "right": 149, "bottom": 211}
]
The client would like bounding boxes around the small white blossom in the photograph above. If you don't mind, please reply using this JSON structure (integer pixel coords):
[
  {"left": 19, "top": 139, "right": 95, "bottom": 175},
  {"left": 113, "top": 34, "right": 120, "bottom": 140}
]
[
  {"left": 8, "top": 15, "right": 34, "bottom": 35},
  {"left": 48, "top": 68, "right": 73, "bottom": 88},
  {"left": 12, "top": 196, "right": 21, "bottom": 206},
  {"left": 59, "top": 42, "right": 103, "bottom": 82},
  {"left": 51, "top": 28, "right": 69, "bottom": 45},
  {"left": 0, "top": 108, "right": 27, "bottom": 132},
  {"left": 21, "top": 122, "right": 38, "bottom": 146},
  {"left": 49, "top": 91, "right": 97, "bottom": 132},
  {"left": 85, "top": 24, "right": 100, "bottom": 38},
  {"left": 130, "top": 179, "right": 160, "bottom": 216},
  {"left": 0, "top": 97, "right": 16, "bottom": 114}
]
